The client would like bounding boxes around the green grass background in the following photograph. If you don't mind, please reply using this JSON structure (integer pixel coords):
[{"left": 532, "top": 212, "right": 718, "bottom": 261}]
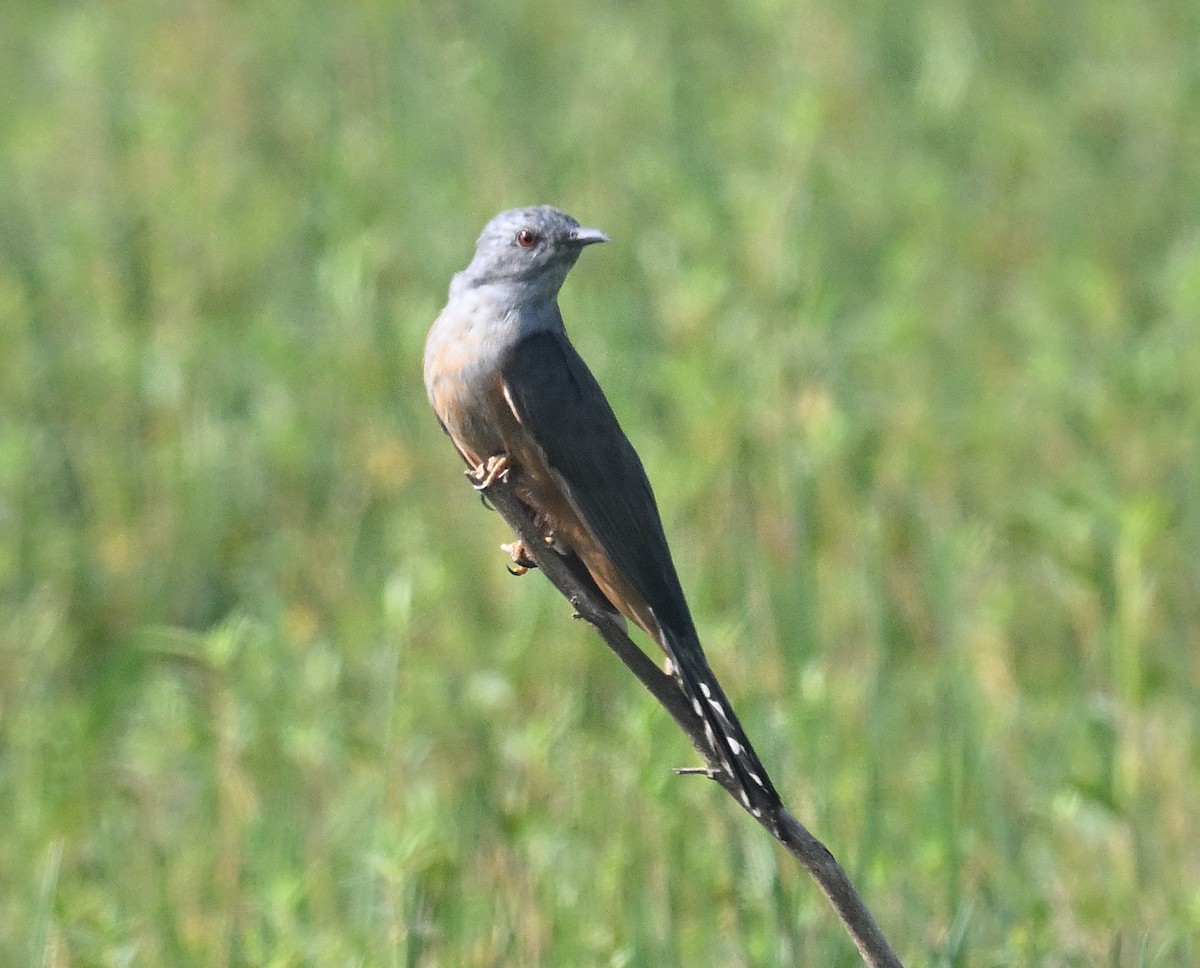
[{"left": 3, "top": 0, "right": 1199, "bottom": 964}]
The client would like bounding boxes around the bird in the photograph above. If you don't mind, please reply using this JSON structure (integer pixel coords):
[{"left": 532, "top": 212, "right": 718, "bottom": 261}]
[{"left": 424, "top": 205, "right": 781, "bottom": 819}]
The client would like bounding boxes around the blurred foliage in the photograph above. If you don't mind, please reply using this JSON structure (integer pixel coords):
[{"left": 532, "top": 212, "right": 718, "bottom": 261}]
[{"left": 2, "top": 0, "right": 1198, "bottom": 964}]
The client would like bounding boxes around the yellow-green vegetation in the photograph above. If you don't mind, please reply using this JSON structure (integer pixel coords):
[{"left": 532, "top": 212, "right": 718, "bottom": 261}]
[{"left": 3, "top": 1, "right": 1198, "bottom": 964}]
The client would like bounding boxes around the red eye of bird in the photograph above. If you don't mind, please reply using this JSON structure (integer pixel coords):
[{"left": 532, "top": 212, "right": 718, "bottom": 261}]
[{"left": 516, "top": 229, "right": 539, "bottom": 248}]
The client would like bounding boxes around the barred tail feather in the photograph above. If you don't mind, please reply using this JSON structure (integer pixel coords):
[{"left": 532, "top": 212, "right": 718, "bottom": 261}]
[{"left": 661, "top": 628, "right": 782, "bottom": 818}]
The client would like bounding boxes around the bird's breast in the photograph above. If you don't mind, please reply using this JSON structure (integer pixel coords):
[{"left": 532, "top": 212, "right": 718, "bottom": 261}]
[{"left": 424, "top": 293, "right": 520, "bottom": 464}]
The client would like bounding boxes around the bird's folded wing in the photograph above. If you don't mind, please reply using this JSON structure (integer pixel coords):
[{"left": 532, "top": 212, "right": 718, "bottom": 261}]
[{"left": 499, "top": 328, "right": 692, "bottom": 637}]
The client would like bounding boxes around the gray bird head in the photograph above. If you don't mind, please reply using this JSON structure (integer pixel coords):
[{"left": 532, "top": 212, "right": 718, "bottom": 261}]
[{"left": 455, "top": 206, "right": 609, "bottom": 298}]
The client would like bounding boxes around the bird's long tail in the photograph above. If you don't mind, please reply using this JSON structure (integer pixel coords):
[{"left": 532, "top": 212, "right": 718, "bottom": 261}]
[{"left": 661, "top": 627, "right": 782, "bottom": 819}]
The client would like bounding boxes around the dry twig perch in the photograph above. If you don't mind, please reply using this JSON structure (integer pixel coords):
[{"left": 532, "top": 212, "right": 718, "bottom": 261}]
[{"left": 478, "top": 476, "right": 903, "bottom": 968}]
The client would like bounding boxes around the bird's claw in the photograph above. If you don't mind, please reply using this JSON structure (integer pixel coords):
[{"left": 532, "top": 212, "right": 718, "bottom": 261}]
[
  {"left": 469, "top": 454, "right": 511, "bottom": 491},
  {"left": 502, "top": 539, "right": 537, "bottom": 576}
]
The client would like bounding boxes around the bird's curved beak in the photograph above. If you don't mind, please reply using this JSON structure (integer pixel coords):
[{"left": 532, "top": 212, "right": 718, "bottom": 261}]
[{"left": 570, "top": 227, "right": 611, "bottom": 247}]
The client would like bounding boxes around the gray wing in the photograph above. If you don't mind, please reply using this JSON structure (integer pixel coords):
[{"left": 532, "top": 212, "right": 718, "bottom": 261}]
[
  {"left": 504, "top": 331, "right": 784, "bottom": 818},
  {"left": 500, "top": 329, "right": 694, "bottom": 638}
]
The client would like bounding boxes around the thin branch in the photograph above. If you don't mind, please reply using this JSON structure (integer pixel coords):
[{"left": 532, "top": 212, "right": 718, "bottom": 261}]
[{"left": 480, "top": 477, "right": 904, "bottom": 968}]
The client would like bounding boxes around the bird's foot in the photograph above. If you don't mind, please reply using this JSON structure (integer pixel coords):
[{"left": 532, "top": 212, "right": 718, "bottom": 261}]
[
  {"left": 501, "top": 539, "right": 538, "bottom": 576},
  {"left": 468, "top": 454, "right": 511, "bottom": 491}
]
